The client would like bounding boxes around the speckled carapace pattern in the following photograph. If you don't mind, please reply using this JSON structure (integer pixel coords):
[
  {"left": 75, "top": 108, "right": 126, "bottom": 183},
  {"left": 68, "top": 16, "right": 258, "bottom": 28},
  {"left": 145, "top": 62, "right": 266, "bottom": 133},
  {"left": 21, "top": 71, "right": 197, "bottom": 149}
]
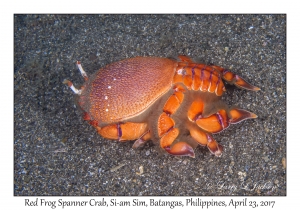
[{"left": 81, "top": 57, "right": 177, "bottom": 123}]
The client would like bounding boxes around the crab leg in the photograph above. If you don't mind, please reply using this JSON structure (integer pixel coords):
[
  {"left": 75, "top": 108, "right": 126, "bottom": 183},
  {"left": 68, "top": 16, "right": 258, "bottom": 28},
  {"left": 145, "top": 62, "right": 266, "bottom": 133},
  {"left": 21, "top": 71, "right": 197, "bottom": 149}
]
[
  {"left": 81, "top": 110, "right": 151, "bottom": 144},
  {"left": 196, "top": 108, "right": 257, "bottom": 133},
  {"left": 176, "top": 55, "right": 260, "bottom": 94},
  {"left": 195, "top": 109, "right": 230, "bottom": 133},
  {"left": 210, "top": 65, "right": 260, "bottom": 91},
  {"left": 174, "top": 62, "right": 226, "bottom": 96},
  {"left": 187, "top": 100, "right": 257, "bottom": 133},
  {"left": 187, "top": 100, "right": 256, "bottom": 156},
  {"left": 158, "top": 113, "right": 195, "bottom": 157},
  {"left": 94, "top": 122, "right": 148, "bottom": 141},
  {"left": 189, "top": 126, "right": 223, "bottom": 156},
  {"left": 187, "top": 99, "right": 223, "bottom": 156},
  {"left": 157, "top": 84, "right": 195, "bottom": 157}
]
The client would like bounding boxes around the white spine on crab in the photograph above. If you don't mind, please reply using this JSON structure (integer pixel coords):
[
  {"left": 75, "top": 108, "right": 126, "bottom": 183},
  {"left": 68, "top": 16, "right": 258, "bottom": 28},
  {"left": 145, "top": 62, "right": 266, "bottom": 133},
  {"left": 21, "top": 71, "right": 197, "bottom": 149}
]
[
  {"left": 70, "top": 84, "right": 82, "bottom": 95},
  {"left": 76, "top": 61, "right": 88, "bottom": 79},
  {"left": 63, "top": 79, "right": 82, "bottom": 95}
]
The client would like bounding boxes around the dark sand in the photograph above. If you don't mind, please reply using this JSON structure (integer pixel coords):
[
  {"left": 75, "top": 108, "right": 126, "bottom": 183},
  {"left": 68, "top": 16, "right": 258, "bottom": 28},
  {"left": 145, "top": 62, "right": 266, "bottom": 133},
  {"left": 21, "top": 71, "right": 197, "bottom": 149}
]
[{"left": 14, "top": 14, "right": 286, "bottom": 196}]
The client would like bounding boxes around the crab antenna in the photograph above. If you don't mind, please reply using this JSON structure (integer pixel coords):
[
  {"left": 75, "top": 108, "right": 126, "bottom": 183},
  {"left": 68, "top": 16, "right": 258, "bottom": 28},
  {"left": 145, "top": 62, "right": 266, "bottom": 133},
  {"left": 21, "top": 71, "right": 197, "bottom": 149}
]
[
  {"left": 63, "top": 79, "right": 82, "bottom": 95},
  {"left": 76, "top": 61, "right": 88, "bottom": 81}
]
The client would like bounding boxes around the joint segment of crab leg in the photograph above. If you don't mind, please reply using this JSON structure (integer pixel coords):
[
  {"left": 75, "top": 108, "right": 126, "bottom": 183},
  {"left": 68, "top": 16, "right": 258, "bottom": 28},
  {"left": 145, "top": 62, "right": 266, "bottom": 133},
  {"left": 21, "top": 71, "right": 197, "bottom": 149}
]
[
  {"left": 158, "top": 113, "right": 194, "bottom": 157},
  {"left": 189, "top": 127, "right": 223, "bottom": 157},
  {"left": 76, "top": 61, "right": 89, "bottom": 81},
  {"left": 196, "top": 109, "right": 230, "bottom": 133},
  {"left": 174, "top": 63, "right": 226, "bottom": 96},
  {"left": 212, "top": 65, "right": 260, "bottom": 91},
  {"left": 160, "top": 128, "right": 195, "bottom": 158},
  {"left": 194, "top": 107, "right": 257, "bottom": 133},
  {"left": 157, "top": 84, "right": 195, "bottom": 157},
  {"left": 158, "top": 112, "right": 175, "bottom": 137},
  {"left": 163, "top": 84, "right": 185, "bottom": 115},
  {"left": 96, "top": 122, "right": 148, "bottom": 141},
  {"left": 187, "top": 100, "right": 204, "bottom": 122},
  {"left": 188, "top": 100, "right": 231, "bottom": 134},
  {"left": 63, "top": 79, "right": 82, "bottom": 95}
]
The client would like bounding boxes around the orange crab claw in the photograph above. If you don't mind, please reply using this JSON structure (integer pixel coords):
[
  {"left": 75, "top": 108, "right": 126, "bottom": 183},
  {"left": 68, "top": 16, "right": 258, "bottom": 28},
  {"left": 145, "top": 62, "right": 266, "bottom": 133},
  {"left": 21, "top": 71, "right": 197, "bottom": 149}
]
[
  {"left": 164, "top": 142, "right": 195, "bottom": 158},
  {"left": 196, "top": 109, "right": 229, "bottom": 133},
  {"left": 229, "top": 108, "right": 257, "bottom": 124}
]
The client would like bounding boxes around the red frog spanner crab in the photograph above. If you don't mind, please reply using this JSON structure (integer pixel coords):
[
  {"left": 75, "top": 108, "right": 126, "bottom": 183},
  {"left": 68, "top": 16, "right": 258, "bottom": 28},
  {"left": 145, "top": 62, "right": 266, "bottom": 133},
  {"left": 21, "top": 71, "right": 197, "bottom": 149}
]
[{"left": 64, "top": 55, "right": 260, "bottom": 158}]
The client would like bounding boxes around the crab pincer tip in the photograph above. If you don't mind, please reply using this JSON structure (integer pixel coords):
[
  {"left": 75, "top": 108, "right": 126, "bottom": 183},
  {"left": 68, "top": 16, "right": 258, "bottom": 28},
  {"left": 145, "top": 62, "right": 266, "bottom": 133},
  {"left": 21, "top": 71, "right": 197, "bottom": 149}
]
[
  {"left": 229, "top": 108, "right": 258, "bottom": 124},
  {"left": 253, "top": 86, "right": 261, "bottom": 91},
  {"left": 235, "top": 75, "right": 261, "bottom": 92},
  {"left": 132, "top": 138, "right": 146, "bottom": 149}
]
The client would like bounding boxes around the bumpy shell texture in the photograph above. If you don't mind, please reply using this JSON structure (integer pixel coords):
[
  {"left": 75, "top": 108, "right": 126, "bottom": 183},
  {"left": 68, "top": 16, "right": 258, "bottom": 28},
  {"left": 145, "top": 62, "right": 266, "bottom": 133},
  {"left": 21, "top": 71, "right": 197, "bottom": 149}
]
[{"left": 79, "top": 57, "right": 177, "bottom": 124}]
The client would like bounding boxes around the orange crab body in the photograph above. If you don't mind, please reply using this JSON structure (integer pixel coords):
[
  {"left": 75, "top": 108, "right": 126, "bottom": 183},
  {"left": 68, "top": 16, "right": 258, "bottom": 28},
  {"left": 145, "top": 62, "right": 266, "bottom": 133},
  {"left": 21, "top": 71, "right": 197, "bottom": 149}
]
[{"left": 64, "top": 55, "right": 259, "bottom": 157}]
